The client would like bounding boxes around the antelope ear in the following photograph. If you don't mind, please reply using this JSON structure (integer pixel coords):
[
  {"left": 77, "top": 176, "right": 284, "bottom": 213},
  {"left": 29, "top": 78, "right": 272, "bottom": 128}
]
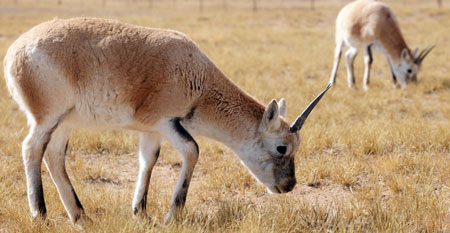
[
  {"left": 278, "top": 98, "right": 287, "bottom": 118},
  {"left": 260, "top": 99, "right": 280, "bottom": 132},
  {"left": 413, "top": 48, "right": 419, "bottom": 57},
  {"left": 401, "top": 48, "right": 411, "bottom": 62}
]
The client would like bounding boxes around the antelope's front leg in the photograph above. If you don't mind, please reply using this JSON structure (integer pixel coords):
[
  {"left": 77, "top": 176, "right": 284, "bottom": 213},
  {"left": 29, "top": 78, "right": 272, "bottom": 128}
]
[
  {"left": 385, "top": 55, "right": 398, "bottom": 86},
  {"left": 161, "top": 117, "right": 199, "bottom": 224},
  {"left": 363, "top": 45, "right": 373, "bottom": 91}
]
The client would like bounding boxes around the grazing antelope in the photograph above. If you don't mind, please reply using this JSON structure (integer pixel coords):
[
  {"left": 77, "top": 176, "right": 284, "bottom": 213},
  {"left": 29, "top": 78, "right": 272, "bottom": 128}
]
[
  {"left": 4, "top": 18, "right": 331, "bottom": 224},
  {"left": 328, "top": 0, "right": 434, "bottom": 90}
]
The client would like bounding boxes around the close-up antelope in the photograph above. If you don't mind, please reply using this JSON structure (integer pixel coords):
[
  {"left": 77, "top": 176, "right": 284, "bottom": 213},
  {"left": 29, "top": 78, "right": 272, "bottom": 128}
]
[
  {"left": 3, "top": 18, "right": 331, "bottom": 225},
  {"left": 328, "top": 0, "right": 434, "bottom": 90}
]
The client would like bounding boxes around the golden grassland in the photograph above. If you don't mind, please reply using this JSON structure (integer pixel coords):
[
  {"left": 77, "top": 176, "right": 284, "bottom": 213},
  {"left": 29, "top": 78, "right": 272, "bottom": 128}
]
[{"left": 0, "top": 0, "right": 449, "bottom": 232}]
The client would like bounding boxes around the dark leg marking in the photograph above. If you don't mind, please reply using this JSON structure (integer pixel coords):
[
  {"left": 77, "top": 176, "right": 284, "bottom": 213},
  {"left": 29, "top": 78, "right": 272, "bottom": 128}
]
[
  {"left": 174, "top": 192, "right": 187, "bottom": 207},
  {"left": 171, "top": 118, "right": 194, "bottom": 141},
  {"left": 35, "top": 123, "right": 60, "bottom": 216},
  {"left": 387, "top": 57, "right": 397, "bottom": 83},
  {"left": 42, "top": 141, "right": 50, "bottom": 157},
  {"left": 366, "top": 45, "right": 373, "bottom": 64},
  {"left": 171, "top": 117, "right": 199, "bottom": 154},
  {"left": 134, "top": 192, "right": 148, "bottom": 214},
  {"left": 72, "top": 188, "right": 84, "bottom": 210},
  {"left": 140, "top": 193, "right": 147, "bottom": 210},
  {"left": 36, "top": 134, "right": 52, "bottom": 216},
  {"left": 35, "top": 182, "right": 47, "bottom": 216},
  {"left": 64, "top": 140, "right": 69, "bottom": 156},
  {"left": 391, "top": 71, "right": 397, "bottom": 83},
  {"left": 155, "top": 147, "right": 161, "bottom": 160},
  {"left": 174, "top": 179, "right": 190, "bottom": 208},
  {"left": 71, "top": 188, "right": 84, "bottom": 222}
]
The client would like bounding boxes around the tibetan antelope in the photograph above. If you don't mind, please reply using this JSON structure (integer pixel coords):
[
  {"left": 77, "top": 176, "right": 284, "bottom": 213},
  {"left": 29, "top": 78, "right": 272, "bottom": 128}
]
[
  {"left": 328, "top": 0, "right": 434, "bottom": 90},
  {"left": 4, "top": 18, "right": 331, "bottom": 224}
]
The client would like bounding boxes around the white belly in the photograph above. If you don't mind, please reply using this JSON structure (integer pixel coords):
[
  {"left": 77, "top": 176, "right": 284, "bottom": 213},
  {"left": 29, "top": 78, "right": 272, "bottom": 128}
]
[{"left": 63, "top": 103, "right": 137, "bottom": 130}]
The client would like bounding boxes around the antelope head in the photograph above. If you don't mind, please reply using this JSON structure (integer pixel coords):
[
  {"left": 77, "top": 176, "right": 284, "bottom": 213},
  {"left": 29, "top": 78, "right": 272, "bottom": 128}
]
[
  {"left": 237, "top": 84, "right": 331, "bottom": 194},
  {"left": 396, "top": 45, "right": 435, "bottom": 86}
]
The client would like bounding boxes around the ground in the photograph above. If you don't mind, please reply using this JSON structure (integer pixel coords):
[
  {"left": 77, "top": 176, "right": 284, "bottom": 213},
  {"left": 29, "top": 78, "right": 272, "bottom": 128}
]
[{"left": 0, "top": 0, "right": 449, "bottom": 232}]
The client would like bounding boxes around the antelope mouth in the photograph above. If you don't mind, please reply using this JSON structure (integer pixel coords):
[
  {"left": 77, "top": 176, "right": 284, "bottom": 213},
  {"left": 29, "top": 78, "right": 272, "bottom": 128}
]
[
  {"left": 269, "top": 180, "right": 297, "bottom": 194},
  {"left": 268, "top": 185, "right": 285, "bottom": 194},
  {"left": 275, "top": 186, "right": 282, "bottom": 194}
]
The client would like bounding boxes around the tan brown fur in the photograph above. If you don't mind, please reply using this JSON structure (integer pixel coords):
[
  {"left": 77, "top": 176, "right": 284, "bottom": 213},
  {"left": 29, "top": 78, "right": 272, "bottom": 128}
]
[
  {"left": 4, "top": 17, "right": 328, "bottom": 224},
  {"left": 4, "top": 18, "right": 280, "bottom": 138},
  {"left": 339, "top": 0, "right": 411, "bottom": 63},
  {"left": 329, "top": 0, "right": 432, "bottom": 89}
]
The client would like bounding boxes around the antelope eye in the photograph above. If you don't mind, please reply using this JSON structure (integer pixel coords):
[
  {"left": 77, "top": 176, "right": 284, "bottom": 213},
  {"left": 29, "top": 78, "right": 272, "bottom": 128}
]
[
  {"left": 276, "top": 146, "right": 287, "bottom": 155},
  {"left": 407, "top": 69, "right": 412, "bottom": 74}
]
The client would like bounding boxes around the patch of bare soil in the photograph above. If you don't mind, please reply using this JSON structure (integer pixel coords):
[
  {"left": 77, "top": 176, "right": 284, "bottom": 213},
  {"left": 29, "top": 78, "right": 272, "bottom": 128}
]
[
  {"left": 292, "top": 182, "right": 353, "bottom": 207},
  {"left": 72, "top": 151, "right": 354, "bottom": 214}
]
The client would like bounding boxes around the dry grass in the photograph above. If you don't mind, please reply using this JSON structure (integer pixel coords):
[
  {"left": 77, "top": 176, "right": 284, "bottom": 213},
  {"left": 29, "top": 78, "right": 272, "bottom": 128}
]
[{"left": 0, "top": 0, "right": 449, "bottom": 232}]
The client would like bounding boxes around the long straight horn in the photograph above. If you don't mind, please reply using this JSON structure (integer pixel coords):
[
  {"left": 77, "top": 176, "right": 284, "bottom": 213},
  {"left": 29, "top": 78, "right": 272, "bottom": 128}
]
[
  {"left": 416, "top": 45, "right": 435, "bottom": 64},
  {"left": 290, "top": 83, "right": 332, "bottom": 133}
]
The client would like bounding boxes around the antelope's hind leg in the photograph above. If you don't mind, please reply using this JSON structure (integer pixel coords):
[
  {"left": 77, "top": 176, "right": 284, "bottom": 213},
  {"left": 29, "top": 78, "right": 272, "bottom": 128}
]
[
  {"left": 132, "top": 132, "right": 162, "bottom": 216},
  {"left": 345, "top": 47, "right": 358, "bottom": 88},
  {"left": 329, "top": 40, "right": 344, "bottom": 85},
  {"left": 43, "top": 125, "right": 86, "bottom": 224},
  {"left": 22, "top": 114, "right": 70, "bottom": 220}
]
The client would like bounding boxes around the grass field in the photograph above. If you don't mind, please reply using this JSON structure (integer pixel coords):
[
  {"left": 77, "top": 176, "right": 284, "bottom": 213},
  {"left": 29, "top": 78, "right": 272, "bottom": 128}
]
[{"left": 0, "top": 0, "right": 449, "bottom": 232}]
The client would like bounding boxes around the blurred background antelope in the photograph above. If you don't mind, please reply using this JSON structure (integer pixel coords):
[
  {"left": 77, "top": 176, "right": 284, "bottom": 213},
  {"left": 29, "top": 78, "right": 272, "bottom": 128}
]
[{"left": 328, "top": 0, "right": 435, "bottom": 90}]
